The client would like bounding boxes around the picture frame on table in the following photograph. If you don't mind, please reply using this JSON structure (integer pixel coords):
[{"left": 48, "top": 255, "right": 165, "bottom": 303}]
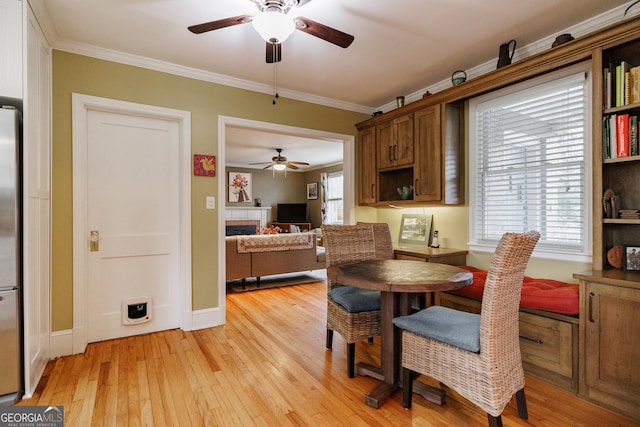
[
  {"left": 307, "top": 182, "right": 318, "bottom": 200},
  {"left": 623, "top": 245, "right": 640, "bottom": 271},
  {"left": 398, "top": 214, "right": 432, "bottom": 246}
]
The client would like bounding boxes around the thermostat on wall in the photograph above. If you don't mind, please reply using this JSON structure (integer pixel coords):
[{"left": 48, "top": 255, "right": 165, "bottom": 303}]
[{"left": 122, "top": 296, "right": 152, "bottom": 325}]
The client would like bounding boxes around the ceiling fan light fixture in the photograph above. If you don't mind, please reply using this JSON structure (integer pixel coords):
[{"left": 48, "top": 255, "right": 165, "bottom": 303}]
[
  {"left": 252, "top": 10, "right": 295, "bottom": 43},
  {"left": 272, "top": 163, "right": 287, "bottom": 171}
]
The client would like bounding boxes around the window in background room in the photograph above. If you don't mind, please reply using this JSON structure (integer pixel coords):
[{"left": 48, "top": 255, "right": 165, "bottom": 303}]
[
  {"left": 326, "top": 172, "right": 344, "bottom": 224},
  {"left": 468, "top": 63, "right": 591, "bottom": 261}
]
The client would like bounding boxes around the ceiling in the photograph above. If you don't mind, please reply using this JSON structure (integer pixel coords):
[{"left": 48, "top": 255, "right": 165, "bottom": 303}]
[{"left": 29, "top": 0, "right": 635, "bottom": 170}]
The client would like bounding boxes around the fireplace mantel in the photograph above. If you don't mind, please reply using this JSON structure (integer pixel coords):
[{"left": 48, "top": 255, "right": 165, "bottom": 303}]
[{"left": 225, "top": 206, "right": 272, "bottom": 228}]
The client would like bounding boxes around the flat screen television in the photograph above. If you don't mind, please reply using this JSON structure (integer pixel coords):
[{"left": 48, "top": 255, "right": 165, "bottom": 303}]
[{"left": 277, "top": 203, "right": 307, "bottom": 223}]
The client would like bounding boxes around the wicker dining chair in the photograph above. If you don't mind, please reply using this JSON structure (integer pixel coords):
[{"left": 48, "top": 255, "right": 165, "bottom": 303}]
[
  {"left": 392, "top": 231, "right": 540, "bottom": 427},
  {"left": 321, "top": 223, "right": 394, "bottom": 377}
]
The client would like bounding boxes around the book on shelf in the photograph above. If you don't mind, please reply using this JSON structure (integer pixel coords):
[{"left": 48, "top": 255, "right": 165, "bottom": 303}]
[
  {"left": 604, "top": 67, "right": 612, "bottom": 109},
  {"left": 619, "top": 209, "right": 640, "bottom": 219},
  {"left": 604, "top": 116, "right": 611, "bottom": 159},
  {"left": 631, "top": 115, "right": 639, "bottom": 156},
  {"left": 617, "top": 113, "right": 630, "bottom": 157},
  {"left": 610, "top": 114, "right": 618, "bottom": 159},
  {"left": 609, "top": 62, "right": 637, "bottom": 108},
  {"left": 630, "top": 66, "right": 640, "bottom": 104}
]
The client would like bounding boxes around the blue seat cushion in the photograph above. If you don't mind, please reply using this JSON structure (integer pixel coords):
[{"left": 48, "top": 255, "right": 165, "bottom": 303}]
[
  {"left": 328, "top": 286, "right": 381, "bottom": 313},
  {"left": 392, "top": 306, "right": 481, "bottom": 353}
]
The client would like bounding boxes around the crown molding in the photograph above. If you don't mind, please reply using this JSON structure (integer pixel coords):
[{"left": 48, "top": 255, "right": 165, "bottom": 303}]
[
  {"left": 376, "top": 2, "right": 639, "bottom": 112},
  {"left": 27, "top": 1, "right": 373, "bottom": 115}
]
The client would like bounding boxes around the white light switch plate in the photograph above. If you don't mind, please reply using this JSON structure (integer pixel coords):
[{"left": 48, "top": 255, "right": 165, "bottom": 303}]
[{"left": 206, "top": 196, "right": 215, "bottom": 209}]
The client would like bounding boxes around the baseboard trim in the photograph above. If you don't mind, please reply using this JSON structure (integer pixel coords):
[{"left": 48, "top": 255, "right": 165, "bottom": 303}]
[
  {"left": 50, "top": 308, "right": 224, "bottom": 359},
  {"left": 50, "top": 329, "right": 74, "bottom": 358}
]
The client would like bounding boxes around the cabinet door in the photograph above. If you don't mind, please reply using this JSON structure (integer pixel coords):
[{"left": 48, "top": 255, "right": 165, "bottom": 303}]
[
  {"left": 358, "top": 127, "right": 377, "bottom": 204},
  {"left": 394, "top": 114, "right": 414, "bottom": 166},
  {"left": 376, "top": 120, "right": 394, "bottom": 169},
  {"left": 0, "top": 0, "right": 22, "bottom": 98},
  {"left": 413, "top": 105, "right": 442, "bottom": 202},
  {"left": 584, "top": 281, "right": 640, "bottom": 416},
  {"left": 376, "top": 114, "right": 414, "bottom": 169}
]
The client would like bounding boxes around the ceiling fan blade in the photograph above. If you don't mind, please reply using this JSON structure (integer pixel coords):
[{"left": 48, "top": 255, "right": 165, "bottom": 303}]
[
  {"left": 261, "top": 162, "right": 276, "bottom": 169},
  {"left": 287, "top": 161, "right": 310, "bottom": 166},
  {"left": 266, "top": 42, "right": 282, "bottom": 63},
  {"left": 188, "top": 15, "right": 252, "bottom": 34},
  {"left": 294, "top": 17, "right": 354, "bottom": 48},
  {"left": 287, "top": 163, "right": 300, "bottom": 170}
]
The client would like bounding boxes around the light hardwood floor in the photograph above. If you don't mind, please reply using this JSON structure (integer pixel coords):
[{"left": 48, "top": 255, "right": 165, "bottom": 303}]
[{"left": 20, "top": 279, "right": 639, "bottom": 426}]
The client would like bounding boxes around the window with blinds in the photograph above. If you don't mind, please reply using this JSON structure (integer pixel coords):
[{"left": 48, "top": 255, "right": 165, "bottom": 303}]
[
  {"left": 325, "top": 172, "right": 344, "bottom": 224},
  {"left": 469, "top": 65, "right": 591, "bottom": 260}
]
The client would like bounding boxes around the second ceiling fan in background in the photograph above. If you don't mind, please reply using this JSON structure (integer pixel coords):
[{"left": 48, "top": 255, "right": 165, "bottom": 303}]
[{"left": 188, "top": 0, "right": 354, "bottom": 63}]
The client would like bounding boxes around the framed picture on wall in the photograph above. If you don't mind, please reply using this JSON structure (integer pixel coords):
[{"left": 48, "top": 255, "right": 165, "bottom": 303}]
[
  {"left": 307, "top": 182, "right": 318, "bottom": 200},
  {"left": 398, "top": 214, "right": 432, "bottom": 246},
  {"left": 229, "top": 172, "right": 252, "bottom": 202}
]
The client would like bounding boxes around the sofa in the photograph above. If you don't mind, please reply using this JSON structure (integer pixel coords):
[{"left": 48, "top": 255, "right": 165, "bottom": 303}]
[{"left": 226, "top": 232, "right": 326, "bottom": 286}]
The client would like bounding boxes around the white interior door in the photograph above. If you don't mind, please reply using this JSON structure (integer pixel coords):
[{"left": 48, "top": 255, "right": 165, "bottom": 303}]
[{"left": 85, "top": 109, "right": 181, "bottom": 342}]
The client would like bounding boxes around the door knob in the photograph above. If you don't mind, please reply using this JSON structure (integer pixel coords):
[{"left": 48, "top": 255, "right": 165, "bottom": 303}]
[{"left": 89, "top": 230, "right": 99, "bottom": 252}]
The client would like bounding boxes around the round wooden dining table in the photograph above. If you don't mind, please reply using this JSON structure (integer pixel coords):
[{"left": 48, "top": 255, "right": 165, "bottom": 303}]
[{"left": 327, "top": 259, "right": 473, "bottom": 409}]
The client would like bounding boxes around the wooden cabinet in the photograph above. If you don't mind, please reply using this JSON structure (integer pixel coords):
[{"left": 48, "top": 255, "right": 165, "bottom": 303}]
[
  {"left": 0, "top": 0, "right": 22, "bottom": 98},
  {"left": 595, "top": 37, "right": 640, "bottom": 270},
  {"left": 376, "top": 114, "right": 414, "bottom": 169},
  {"left": 356, "top": 101, "right": 463, "bottom": 206},
  {"left": 573, "top": 271, "right": 640, "bottom": 420},
  {"left": 413, "top": 105, "right": 441, "bottom": 202},
  {"left": 358, "top": 126, "right": 377, "bottom": 204}
]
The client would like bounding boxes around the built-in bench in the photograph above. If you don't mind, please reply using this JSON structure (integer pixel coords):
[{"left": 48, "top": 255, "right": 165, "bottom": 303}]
[{"left": 434, "top": 266, "right": 580, "bottom": 392}]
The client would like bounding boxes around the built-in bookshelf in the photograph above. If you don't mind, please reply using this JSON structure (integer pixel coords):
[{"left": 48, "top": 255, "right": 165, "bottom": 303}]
[{"left": 599, "top": 37, "right": 640, "bottom": 269}]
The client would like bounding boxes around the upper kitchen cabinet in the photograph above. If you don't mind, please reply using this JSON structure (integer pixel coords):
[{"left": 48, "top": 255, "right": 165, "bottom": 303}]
[
  {"left": 356, "top": 101, "right": 464, "bottom": 206},
  {"left": 0, "top": 0, "right": 23, "bottom": 99},
  {"left": 376, "top": 114, "right": 414, "bottom": 169}
]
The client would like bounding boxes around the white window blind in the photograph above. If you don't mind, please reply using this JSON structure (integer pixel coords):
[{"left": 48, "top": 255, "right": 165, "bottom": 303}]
[
  {"left": 326, "top": 172, "right": 343, "bottom": 224},
  {"left": 469, "top": 70, "right": 590, "bottom": 257}
]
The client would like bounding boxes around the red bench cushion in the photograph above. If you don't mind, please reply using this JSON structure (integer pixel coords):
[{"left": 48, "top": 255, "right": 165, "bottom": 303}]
[{"left": 449, "top": 266, "right": 579, "bottom": 316}]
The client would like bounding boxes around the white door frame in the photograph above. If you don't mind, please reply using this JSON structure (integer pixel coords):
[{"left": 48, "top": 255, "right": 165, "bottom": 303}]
[
  {"left": 72, "top": 94, "right": 192, "bottom": 354},
  {"left": 217, "top": 115, "right": 355, "bottom": 320}
]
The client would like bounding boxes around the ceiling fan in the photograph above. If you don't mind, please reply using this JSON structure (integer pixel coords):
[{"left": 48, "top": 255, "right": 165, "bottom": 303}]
[
  {"left": 250, "top": 148, "right": 310, "bottom": 172},
  {"left": 188, "top": 0, "right": 354, "bottom": 63}
]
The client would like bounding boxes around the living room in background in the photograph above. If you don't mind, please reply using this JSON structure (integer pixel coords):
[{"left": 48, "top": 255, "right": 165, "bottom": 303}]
[{"left": 468, "top": 63, "right": 592, "bottom": 262}]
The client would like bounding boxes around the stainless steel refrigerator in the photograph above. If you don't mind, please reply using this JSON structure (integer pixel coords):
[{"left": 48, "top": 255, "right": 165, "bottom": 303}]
[{"left": 0, "top": 105, "right": 23, "bottom": 405}]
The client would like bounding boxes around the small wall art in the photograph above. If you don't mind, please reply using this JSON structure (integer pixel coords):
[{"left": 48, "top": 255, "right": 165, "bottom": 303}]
[
  {"left": 193, "top": 154, "right": 216, "bottom": 177},
  {"left": 307, "top": 182, "right": 318, "bottom": 200},
  {"left": 229, "top": 172, "right": 252, "bottom": 203}
]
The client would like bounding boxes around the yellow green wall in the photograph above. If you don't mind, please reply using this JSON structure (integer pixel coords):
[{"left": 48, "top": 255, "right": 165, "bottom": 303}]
[
  {"left": 51, "top": 50, "right": 369, "bottom": 331},
  {"left": 51, "top": 50, "right": 591, "bottom": 332}
]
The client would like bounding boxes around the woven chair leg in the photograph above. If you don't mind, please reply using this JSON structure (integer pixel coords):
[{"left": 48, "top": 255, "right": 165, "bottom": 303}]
[
  {"left": 487, "top": 414, "right": 502, "bottom": 427},
  {"left": 402, "top": 368, "right": 413, "bottom": 408},
  {"left": 347, "top": 343, "right": 356, "bottom": 378},
  {"left": 326, "top": 330, "right": 333, "bottom": 349},
  {"left": 516, "top": 388, "right": 528, "bottom": 419},
  {"left": 368, "top": 337, "right": 374, "bottom": 344}
]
